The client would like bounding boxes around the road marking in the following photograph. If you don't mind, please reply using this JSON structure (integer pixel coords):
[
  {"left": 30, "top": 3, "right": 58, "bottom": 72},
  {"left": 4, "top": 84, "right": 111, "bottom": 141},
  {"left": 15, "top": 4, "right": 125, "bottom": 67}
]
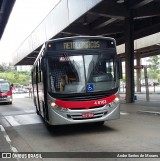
[
  {"left": 24, "top": 110, "right": 36, "bottom": 113},
  {"left": 0, "top": 125, "right": 18, "bottom": 153},
  {"left": 120, "top": 112, "right": 129, "bottom": 115},
  {"left": 5, "top": 114, "right": 42, "bottom": 126},
  {"left": 5, "top": 116, "right": 20, "bottom": 126}
]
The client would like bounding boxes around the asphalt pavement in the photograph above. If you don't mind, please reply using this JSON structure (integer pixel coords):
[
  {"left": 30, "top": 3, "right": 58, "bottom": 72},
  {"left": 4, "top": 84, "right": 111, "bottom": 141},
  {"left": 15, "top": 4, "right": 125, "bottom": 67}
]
[{"left": 0, "top": 93, "right": 160, "bottom": 160}]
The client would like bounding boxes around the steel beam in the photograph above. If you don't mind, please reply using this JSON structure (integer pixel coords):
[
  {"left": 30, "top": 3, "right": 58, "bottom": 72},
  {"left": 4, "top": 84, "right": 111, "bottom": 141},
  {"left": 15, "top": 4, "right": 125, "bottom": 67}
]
[
  {"left": 125, "top": 11, "right": 135, "bottom": 103},
  {"left": 136, "top": 52, "right": 141, "bottom": 92},
  {"left": 129, "top": 0, "right": 154, "bottom": 9}
]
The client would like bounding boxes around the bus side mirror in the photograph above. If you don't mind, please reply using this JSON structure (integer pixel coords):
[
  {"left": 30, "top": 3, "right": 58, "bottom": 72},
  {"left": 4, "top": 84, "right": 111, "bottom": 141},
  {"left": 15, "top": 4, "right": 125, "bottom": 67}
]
[{"left": 117, "top": 58, "right": 123, "bottom": 79}]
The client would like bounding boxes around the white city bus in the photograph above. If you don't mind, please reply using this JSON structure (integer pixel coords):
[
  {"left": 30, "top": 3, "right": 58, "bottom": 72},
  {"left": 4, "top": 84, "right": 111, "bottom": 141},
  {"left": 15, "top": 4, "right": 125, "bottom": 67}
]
[{"left": 32, "top": 36, "right": 122, "bottom": 127}]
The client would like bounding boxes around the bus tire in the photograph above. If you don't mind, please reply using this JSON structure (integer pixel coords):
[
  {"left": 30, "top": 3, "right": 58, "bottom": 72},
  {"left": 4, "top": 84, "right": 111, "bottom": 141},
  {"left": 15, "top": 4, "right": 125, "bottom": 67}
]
[
  {"left": 45, "top": 121, "right": 53, "bottom": 131},
  {"left": 35, "top": 103, "right": 40, "bottom": 115},
  {"left": 42, "top": 102, "right": 51, "bottom": 129},
  {"left": 36, "top": 109, "right": 40, "bottom": 115}
]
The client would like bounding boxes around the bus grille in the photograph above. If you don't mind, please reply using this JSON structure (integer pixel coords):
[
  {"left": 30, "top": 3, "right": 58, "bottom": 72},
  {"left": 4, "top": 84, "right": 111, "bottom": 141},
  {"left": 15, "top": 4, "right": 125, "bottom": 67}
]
[
  {"left": 67, "top": 111, "right": 108, "bottom": 120},
  {"left": 68, "top": 105, "right": 104, "bottom": 110},
  {"left": 0, "top": 96, "right": 7, "bottom": 100}
]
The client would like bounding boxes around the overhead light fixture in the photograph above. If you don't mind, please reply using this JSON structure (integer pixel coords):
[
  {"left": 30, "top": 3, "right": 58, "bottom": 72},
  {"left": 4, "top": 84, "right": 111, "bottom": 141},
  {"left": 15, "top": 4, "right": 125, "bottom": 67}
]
[{"left": 117, "top": 0, "right": 125, "bottom": 3}]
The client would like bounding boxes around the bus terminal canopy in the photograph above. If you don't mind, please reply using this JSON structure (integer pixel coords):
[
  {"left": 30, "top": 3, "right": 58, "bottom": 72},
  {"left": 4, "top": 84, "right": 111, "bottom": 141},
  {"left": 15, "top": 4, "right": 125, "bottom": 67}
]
[
  {"left": 12, "top": 0, "right": 160, "bottom": 65},
  {"left": 0, "top": 0, "right": 16, "bottom": 40}
]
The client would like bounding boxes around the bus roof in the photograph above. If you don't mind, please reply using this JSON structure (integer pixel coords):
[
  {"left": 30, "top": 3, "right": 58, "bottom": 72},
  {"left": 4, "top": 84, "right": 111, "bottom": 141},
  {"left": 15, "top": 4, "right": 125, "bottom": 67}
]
[
  {"left": 47, "top": 36, "right": 116, "bottom": 44},
  {"left": 0, "top": 79, "right": 9, "bottom": 83}
]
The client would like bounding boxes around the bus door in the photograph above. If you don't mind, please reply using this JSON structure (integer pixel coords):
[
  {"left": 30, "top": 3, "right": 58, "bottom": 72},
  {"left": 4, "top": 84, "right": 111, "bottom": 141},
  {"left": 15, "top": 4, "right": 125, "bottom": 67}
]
[
  {"left": 34, "top": 65, "right": 41, "bottom": 114},
  {"left": 37, "top": 58, "right": 45, "bottom": 117}
]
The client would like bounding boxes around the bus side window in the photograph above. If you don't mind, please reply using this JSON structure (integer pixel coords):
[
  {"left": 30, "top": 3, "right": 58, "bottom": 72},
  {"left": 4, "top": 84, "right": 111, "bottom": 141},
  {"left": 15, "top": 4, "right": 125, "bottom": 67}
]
[
  {"left": 35, "top": 64, "right": 38, "bottom": 83},
  {"left": 38, "top": 59, "right": 42, "bottom": 83},
  {"left": 33, "top": 68, "right": 36, "bottom": 84}
]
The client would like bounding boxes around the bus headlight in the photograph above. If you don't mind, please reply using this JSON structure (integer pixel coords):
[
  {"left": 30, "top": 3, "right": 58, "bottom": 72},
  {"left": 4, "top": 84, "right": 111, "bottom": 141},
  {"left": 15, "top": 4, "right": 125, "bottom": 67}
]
[
  {"left": 49, "top": 100, "right": 57, "bottom": 108},
  {"left": 7, "top": 96, "right": 12, "bottom": 101},
  {"left": 109, "top": 95, "right": 120, "bottom": 108},
  {"left": 51, "top": 102, "right": 57, "bottom": 108},
  {"left": 49, "top": 101, "right": 68, "bottom": 112},
  {"left": 114, "top": 97, "right": 120, "bottom": 104}
]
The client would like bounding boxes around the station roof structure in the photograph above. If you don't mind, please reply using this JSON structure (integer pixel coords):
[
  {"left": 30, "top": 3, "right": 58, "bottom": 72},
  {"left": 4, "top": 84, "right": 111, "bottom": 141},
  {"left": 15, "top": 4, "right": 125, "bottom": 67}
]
[
  {"left": 12, "top": 0, "right": 160, "bottom": 65},
  {"left": 0, "top": 0, "right": 16, "bottom": 40}
]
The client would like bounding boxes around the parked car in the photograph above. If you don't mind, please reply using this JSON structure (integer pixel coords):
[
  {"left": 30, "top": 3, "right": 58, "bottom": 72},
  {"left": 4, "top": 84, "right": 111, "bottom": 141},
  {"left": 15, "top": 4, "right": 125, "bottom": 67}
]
[{"left": 12, "top": 88, "right": 29, "bottom": 94}]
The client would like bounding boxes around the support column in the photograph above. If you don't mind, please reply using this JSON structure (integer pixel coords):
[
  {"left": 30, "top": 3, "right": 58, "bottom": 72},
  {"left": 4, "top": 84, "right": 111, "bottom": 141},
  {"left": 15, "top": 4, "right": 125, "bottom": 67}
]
[
  {"left": 136, "top": 52, "right": 141, "bottom": 92},
  {"left": 125, "top": 11, "right": 135, "bottom": 103}
]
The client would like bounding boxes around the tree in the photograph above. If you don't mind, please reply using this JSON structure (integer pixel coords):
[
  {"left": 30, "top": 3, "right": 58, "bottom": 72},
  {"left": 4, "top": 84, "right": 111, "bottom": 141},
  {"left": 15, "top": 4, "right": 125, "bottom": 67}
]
[
  {"left": 146, "top": 55, "right": 160, "bottom": 81},
  {"left": 0, "top": 65, "right": 4, "bottom": 72},
  {"left": 0, "top": 71, "right": 31, "bottom": 85},
  {"left": 146, "top": 55, "right": 160, "bottom": 73}
]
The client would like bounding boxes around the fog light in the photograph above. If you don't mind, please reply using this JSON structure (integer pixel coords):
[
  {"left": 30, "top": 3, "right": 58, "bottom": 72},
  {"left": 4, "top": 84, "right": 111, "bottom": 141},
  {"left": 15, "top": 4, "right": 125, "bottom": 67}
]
[{"left": 55, "top": 106, "right": 68, "bottom": 112}]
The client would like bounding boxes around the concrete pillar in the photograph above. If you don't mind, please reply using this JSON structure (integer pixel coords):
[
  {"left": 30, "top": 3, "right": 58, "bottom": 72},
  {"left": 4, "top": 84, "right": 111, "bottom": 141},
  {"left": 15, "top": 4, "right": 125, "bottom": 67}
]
[
  {"left": 125, "top": 11, "right": 135, "bottom": 103},
  {"left": 136, "top": 52, "right": 141, "bottom": 92}
]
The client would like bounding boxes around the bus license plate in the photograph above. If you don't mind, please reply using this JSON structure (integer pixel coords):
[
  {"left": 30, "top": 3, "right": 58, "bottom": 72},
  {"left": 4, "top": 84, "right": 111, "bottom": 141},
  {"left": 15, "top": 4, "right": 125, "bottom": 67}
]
[{"left": 82, "top": 113, "right": 94, "bottom": 118}]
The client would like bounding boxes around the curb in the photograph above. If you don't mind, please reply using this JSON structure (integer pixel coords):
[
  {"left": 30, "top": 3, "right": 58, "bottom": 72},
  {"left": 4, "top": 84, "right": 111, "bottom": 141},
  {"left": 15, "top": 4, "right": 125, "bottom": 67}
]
[{"left": 137, "top": 110, "right": 160, "bottom": 115}]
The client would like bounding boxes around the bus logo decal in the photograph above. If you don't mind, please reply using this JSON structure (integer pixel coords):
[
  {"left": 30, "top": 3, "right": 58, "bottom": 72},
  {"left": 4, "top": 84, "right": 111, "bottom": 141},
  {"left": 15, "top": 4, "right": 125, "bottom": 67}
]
[{"left": 94, "top": 100, "right": 107, "bottom": 105}]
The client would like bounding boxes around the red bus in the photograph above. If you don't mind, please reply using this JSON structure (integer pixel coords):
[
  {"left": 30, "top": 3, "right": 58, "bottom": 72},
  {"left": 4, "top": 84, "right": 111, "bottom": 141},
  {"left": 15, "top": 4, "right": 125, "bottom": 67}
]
[
  {"left": 32, "top": 36, "right": 122, "bottom": 127},
  {"left": 0, "top": 79, "right": 13, "bottom": 104}
]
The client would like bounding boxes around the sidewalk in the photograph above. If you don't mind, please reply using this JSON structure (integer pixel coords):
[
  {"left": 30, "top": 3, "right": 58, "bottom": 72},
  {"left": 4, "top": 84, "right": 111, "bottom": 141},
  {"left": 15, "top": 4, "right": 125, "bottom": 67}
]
[
  {"left": 120, "top": 85, "right": 160, "bottom": 94},
  {"left": 120, "top": 93, "right": 160, "bottom": 115}
]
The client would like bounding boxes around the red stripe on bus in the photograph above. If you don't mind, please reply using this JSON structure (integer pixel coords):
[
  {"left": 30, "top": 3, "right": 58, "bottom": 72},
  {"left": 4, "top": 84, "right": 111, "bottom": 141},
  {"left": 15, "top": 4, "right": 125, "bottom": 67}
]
[
  {"left": 55, "top": 94, "right": 116, "bottom": 109},
  {"left": 0, "top": 91, "right": 12, "bottom": 96}
]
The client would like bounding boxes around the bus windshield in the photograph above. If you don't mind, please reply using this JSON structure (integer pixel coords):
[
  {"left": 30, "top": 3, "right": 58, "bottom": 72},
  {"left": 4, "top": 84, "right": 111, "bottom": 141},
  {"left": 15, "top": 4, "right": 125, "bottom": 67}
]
[
  {"left": 0, "top": 82, "right": 10, "bottom": 92},
  {"left": 48, "top": 51, "right": 117, "bottom": 94}
]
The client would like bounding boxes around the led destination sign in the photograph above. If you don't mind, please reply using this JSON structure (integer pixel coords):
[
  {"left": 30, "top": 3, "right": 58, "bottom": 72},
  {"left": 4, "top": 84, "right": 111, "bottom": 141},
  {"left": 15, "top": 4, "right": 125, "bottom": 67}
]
[
  {"left": 63, "top": 41, "right": 100, "bottom": 49},
  {"left": 47, "top": 39, "right": 115, "bottom": 51}
]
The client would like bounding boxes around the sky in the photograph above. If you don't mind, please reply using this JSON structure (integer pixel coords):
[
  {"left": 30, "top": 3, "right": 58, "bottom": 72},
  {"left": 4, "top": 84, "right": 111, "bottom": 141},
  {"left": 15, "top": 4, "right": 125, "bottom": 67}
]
[{"left": 0, "top": 0, "right": 60, "bottom": 63}]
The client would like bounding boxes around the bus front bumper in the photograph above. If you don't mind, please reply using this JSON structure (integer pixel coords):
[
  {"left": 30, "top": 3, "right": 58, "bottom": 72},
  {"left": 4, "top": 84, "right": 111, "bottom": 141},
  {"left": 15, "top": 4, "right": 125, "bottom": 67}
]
[
  {"left": 0, "top": 96, "right": 12, "bottom": 103},
  {"left": 48, "top": 103, "right": 120, "bottom": 125}
]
